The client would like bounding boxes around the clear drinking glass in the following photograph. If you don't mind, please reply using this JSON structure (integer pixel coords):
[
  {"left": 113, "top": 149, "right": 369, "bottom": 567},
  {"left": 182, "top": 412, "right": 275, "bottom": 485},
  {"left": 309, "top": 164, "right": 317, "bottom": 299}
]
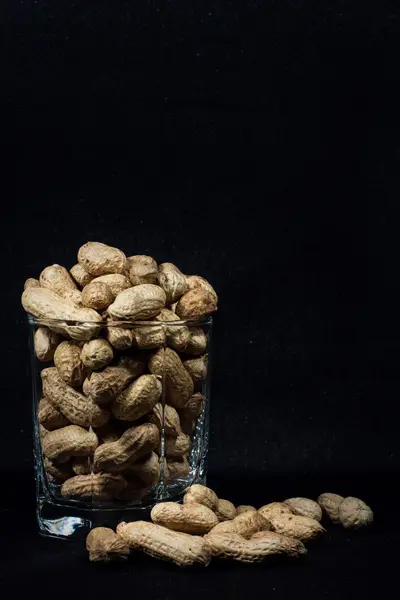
[{"left": 28, "top": 316, "right": 212, "bottom": 539}]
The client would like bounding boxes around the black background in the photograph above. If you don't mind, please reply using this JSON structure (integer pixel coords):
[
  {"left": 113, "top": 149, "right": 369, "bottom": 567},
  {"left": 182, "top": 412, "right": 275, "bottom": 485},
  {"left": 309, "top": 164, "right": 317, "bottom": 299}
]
[{"left": 1, "top": 1, "right": 399, "bottom": 598}]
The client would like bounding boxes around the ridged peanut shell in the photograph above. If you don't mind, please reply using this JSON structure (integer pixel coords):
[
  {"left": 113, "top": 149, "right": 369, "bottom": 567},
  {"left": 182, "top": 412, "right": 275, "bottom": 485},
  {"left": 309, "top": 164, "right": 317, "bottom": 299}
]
[
  {"left": 90, "top": 274, "right": 131, "bottom": 298},
  {"left": 93, "top": 423, "right": 159, "bottom": 472},
  {"left": 175, "top": 288, "right": 217, "bottom": 320},
  {"left": 70, "top": 264, "right": 94, "bottom": 288},
  {"left": 86, "top": 527, "right": 130, "bottom": 562},
  {"left": 54, "top": 341, "right": 86, "bottom": 387},
  {"left": 258, "top": 502, "right": 293, "bottom": 520},
  {"left": 215, "top": 499, "right": 237, "bottom": 522},
  {"left": 317, "top": 492, "right": 345, "bottom": 524},
  {"left": 108, "top": 284, "right": 166, "bottom": 321},
  {"left": 183, "top": 355, "right": 208, "bottom": 384},
  {"left": 151, "top": 502, "right": 218, "bottom": 534},
  {"left": 184, "top": 328, "right": 207, "bottom": 355},
  {"left": 111, "top": 374, "right": 162, "bottom": 421},
  {"left": 338, "top": 497, "right": 373, "bottom": 529},
  {"left": 237, "top": 505, "right": 257, "bottom": 515},
  {"left": 38, "top": 397, "right": 70, "bottom": 430},
  {"left": 61, "top": 473, "right": 127, "bottom": 500},
  {"left": 41, "top": 367, "right": 110, "bottom": 427},
  {"left": 34, "top": 327, "right": 60, "bottom": 361},
  {"left": 269, "top": 513, "right": 325, "bottom": 541},
  {"left": 155, "top": 309, "right": 190, "bottom": 351},
  {"left": 208, "top": 511, "right": 269, "bottom": 539},
  {"left": 116, "top": 521, "right": 212, "bottom": 567},
  {"left": 207, "top": 531, "right": 306, "bottom": 563},
  {"left": 149, "top": 347, "right": 193, "bottom": 409},
  {"left": 128, "top": 256, "right": 158, "bottom": 286},
  {"left": 184, "top": 484, "right": 218, "bottom": 511},
  {"left": 166, "top": 456, "right": 189, "bottom": 480},
  {"left": 40, "top": 265, "right": 82, "bottom": 305},
  {"left": 78, "top": 242, "right": 127, "bottom": 276},
  {"left": 24, "top": 277, "right": 40, "bottom": 290},
  {"left": 86, "top": 356, "right": 145, "bottom": 404},
  {"left": 82, "top": 281, "right": 113, "bottom": 310},
  {"left": 123, "top": 452, "right": 160, "bottom": 486},
  {"left": 148, "top": 403, "right": 181, "bottom": 436},
  {"left": 158, "top": 263, "right": 188, "bottom": 303},
  {"left": 164, "top": 432, "right": 191, "bottom": 457},
  {"left": 284, "top": 497, "right": 323, "bottom": 522},
  {"left": 185, "top": 275, "right": 218, "bottom": 302},
  {"left": 80, "top": 339, "right": 114, "bottom": 370},
  {"left": 105, "top": 326, "right": 133, "bottom": 350},
  {"left": 132, "top": 325, "right": 166, "bottom": 349},
  {"left": 180, "top": 393, "right": 203, "bottom": 420},
  {"left": 42, "top": 425, "right": 98, "bottom": 461},
  {"left": 44, "top": 457, "right": 73, "bottom": 482}
]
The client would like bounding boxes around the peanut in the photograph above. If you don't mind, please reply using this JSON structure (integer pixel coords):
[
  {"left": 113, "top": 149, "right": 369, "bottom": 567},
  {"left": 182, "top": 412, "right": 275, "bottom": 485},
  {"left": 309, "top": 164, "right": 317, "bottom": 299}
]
[
  {"left": 185, "top": 275, "right": 218, "bottom": 303},
  {"left": 34, "top": 327, "right": 60, "bottom": 362},
  {"left": 78, "top": 241, "right": 127, "bottom": 276},
  {"left": 269, "top": 513, "right": 325, "bottom": 541},
  {"left": 116, "top": 521, "right": 212, "bottom": 567},
  {"left": 176, "top": 288, "right": 217, "bottom": 320},
  {"left": 70, "top": 264, "right": 94, "bottom": 288},
  {"left": 108, "top": 284, "right": 166, "bottom": 321},
  {"left": 86, "top": 527, "right": 130, "bottom": 562},
  {"left": 72, "top": 457, "right": 91, "bottom": 475},
  {"left": 184, "top": 484, "right": 218, "bottom": 511},
  {"left": 105, "top": 325, "right": 133, "bottom": 350},
  {"left": 317, "top": 492, "right": 345, "bottom": 524},
  {"left": 158, "top": 263, "right": 188, "bottom": 303},
  {"left": 53, "top": 341, "right": 86, "bottom": 387},
  {"left": 338, "top": 497, "right": 373, "bottom": 529},
  {"left": 82, "top": 281, "right": 113, "bottom": 310},
  {"left": 40, "top": 264, "right": 82, "bottom": 305},
  {"left": 164, "top": 432, "right": 191, "bottom": 457},
  {"left": 180, "top": 392, "right": 203, "bottom": 420},
  {"left": 24, "top": 277, "right": 41, "bottom": 290},
  {"left": 151, "top": 501, "right": 218, "bottom": 534},
  {"left": 208, "top": 511, "right": 269, "bottom": 539},
  {"left": 284, "top": 498, "right": 323, "bottom": 522},
  {"left": 38, "top": 397, "right": 70, "bottom": 431},
  {"left": 183, "top": 355, "right": 208, "bottom": 384},
  {"left": 41, "top": 367, "right": 110, "bottom": 427},
  {"left": 184, "top": 328, "right": 207, "bottom": 355},
  {"left": 111, "top": 374, "right": 162, "bottom": 421},
  {"left": 155, "top": 309, "right": 190, "bottom": 351},
  {"left": 237, "top": 505, "right": 257, "bottom": 515},
  {"left": 215, "top": 499, "right": 237, "bottom": 522},
  {"left": 22, "top": 287, "right": 102, "bottom": 341},
  {"left": 61, "top": 473, "right": 127, "bottom": 499},
  {"left": 90, "top": 274, "right": 131, "bottom": 298},
  {"left": 166, "top": 456, "right": 189, "bottom": 480},
  {"left": 80, "top": 339, "right": 114, "bottom": 370},
  {"left": 258, "top": 502, "right": 293, "bottom": 520},
  {"left": 94, "top": 423, "right": 159, "bottom": 472},
  {"left": 207, "top": 531, "right": 306, "bottom": 563},
  {"left": 148, "top": 403, "right": 181, "bottom": 437},
  {"left": 128, "top": 255, "right": 158, "bottom": 286},
  {"left": 123, "top": 452, "right": 160, "bottom": 486},
  {"left": 42, "top": 425, "right": 98, "bottom": 462},
  {"left": 132, "top": 324, "right": 166, "bottom": 349},
  {"left": 44, "top": 457, "right": 73, "bottom": 482},
  {"left": 86, "top": 355, "right": 145, "bottom": 404},
  {"left": 149, "top": 347, "right": 193, "bottom": 408}
]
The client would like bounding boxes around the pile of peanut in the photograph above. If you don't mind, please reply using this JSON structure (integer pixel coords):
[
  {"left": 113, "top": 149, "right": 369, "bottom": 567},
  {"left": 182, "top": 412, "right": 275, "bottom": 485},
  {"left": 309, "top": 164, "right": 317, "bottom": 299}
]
[
  {"left": 22, "top": 242, "right": 217, "bottom": 502},
  {"left": 86, "top": 485, "right": 374, "bottom": 565}
]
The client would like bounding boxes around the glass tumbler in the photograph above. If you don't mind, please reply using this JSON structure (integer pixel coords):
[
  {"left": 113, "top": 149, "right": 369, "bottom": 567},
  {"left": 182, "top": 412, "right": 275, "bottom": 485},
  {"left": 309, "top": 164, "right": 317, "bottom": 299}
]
[{"left": 28, "top": 316, "right": 212, "bottom": 539}]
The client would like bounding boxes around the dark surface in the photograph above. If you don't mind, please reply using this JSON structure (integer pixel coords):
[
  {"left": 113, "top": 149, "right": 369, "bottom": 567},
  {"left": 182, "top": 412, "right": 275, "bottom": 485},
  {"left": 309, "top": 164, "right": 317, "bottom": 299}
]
[{"left": 1, "top": 1, "right": 399, "bottom": 597}]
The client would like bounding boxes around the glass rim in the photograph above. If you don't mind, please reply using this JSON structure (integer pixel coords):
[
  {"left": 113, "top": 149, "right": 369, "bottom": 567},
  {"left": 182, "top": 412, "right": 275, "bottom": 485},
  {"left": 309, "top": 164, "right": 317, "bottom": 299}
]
[{"left": 26, "top": 314, "right": 213, "bottom": 328}]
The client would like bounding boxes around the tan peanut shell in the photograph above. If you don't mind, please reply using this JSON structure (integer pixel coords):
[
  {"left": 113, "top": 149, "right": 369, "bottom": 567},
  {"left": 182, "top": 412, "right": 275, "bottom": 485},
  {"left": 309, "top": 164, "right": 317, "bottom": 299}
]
[
  {"left": 70, "top": 264, "right": 94, "bottom": 288},
  {"left": 183, "top": 355, "right": 208, "bottom": 384},
  {"left": 284, "top": 497, "right": 323, "bottom": 522},
  {"left": 124, "top": 452, "right": 160, "bottom": 486},
  {"left": 38, "top": 397, "right": 70, "bottom": 430},
  {"left": 128, "top": 256, "right": 158, "bottom": 286},
  {"left": 24, "top": 277, "right": 41, "bottom": 290},
  {"left": 149, "top": 347, "right": 194, "bottom": 408},
  {"left": 132, "top": 324, "right": 166, "bottom": 349},
  {"left": 184, "top": 328, "right": 207, "bottom": 355},
  {"left": 54, "top": 341, "right": 86, "bottom": 387},
  {"left": 155, "top": 309, "right": 190, "bottom": 351},
  {"left": 116, "top": 521, "right": 212, "bottom": 567},
  {"left": 108, "top": 284, "right": 166, "bottom": 321},
  {"left": 180, "top": 393, "right": 203, "bottom": 420},
  {"left": 61, "top": 473, "right": 127, "bottom": 500},
  {"left": 166, "top": 456, "right": 189, "bottom": 480},
  {"left": 158, "top": 263, "right": 188, "bottom": 303},
  {"left": 151, "top": 501, "right": 218, "bottom": 534},
  {"left": 111, "top": 374, "right": 162, "bottom": 421},
  {"left": 317, "top": 492, "right": 345, "bottom": 524},
  {"left": 34, "top": 327, "right": 60, "bottom": 361},
  {"left": 215, "top": 499, "right": 237, "bottom": 522},
  {"left": 86, "top": 527, "right": 130, "bottom": 562},
  {"left": 207, "top": 531, "right": 306, "bottom": 563},
  {"left": 338, "top": 496, "right": 373, "bottom": 529},
  {"left": 94, "top": 423, "right": 159, "bottom": 472},
  {"left": 41, "top": 367, "right": 110, "bottom": 428},
  {"left": 82, "top": 281, "right": 113, "bottom": 310},
  {"left": 269, "top": 513, "right": 325, "bottom": 541},
  {"left": 44, "top": 457, "right": 73, "bottom": 482},
  {"left": 86, "top": 356, "right": 145, "bottom": 404},
  {"left": 258, "top": 502, "right": 293, "bottom": 520},
  {"left": 176, "top": 288, "right": 217, "bottom": 320},
  {"left": 90, "top": 274, "right": 131, "bottom": 298},
  {"left": 164, "top": 432, "right": 191, "bottom": 457},
  {"left": 40, "top": 264, "right": 82, "bottom": 305},
  {"left": 148, "top": 403, "right": 181, "bottom": 436},
  {"left": 22, "top": 288, "right": 102, "bottom": 341},
  {"left": 184, "top": 484, "right": 218, "bottom": 511},
  {"left": 185, "top": 275, "right": 218, "bottom": 303},
  {"left": 78, "top": 241, "right": 127, "bottom": 276},
  {"left": 80, "top": 339, "right": 114, "bottom": 370},
  {"left": 237, "top": 505, "right": 257, "bottom": 515},
  {"left": 105, "top": 325, "right": 133, "bottom": 350},
  {"left": 71, "top": 457, "right": 91, "bottom": 475},
  {"left": 208, "top": 511, "right": 269, "bottom": 539},
  {"left": 42, "top": 425, "right": 98, "bottom": 462}
]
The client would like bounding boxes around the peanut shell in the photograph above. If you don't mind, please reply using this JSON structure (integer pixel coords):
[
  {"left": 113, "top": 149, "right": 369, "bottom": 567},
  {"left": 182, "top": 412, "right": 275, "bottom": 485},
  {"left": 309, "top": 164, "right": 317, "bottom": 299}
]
[
  {"left": 151, "top": 501, "right": 218, "bottom": 534},
  {"left": 82, "top": 281, "right": 113, "bottom": 310},
  {"left": 149, "top": 347, "right": 193, "bottom": 409},
  {"left": 34, "top": 327, "right": 60, "bottom": 362},
  {"left": 108, "top": 284, "right": 166, "bottom": 321},
  {"left": 78, "top": 241, "right": 127, "bottom": 276},
  {"left": 158, "top": 263, "right": 188, "bottom": 303},
  {"left": 269, "top": 513, "right": 325, "bottom": 541},
  {"left": 42, "top": 425, "right": 98, "bottom": 462},
  {"left": 317, "top": 492, "right": 345, "bottom": 524},
  {"left": 111, "top": 374, "right": 162, "bottom": 421},
  {"left": 338, "top": 497, "right": 373, "bottom": 529},
  {"left": 54, "top": 341, "right": 86, "bottom": 387},
  {"left": 93, "top": 423, "right": 159, "bottom": 472},
  {"left": 86, "top": 527, "right": 130, "bottom": 562},
  {"left": 80, "top": 339, "right": 114, "bottom": 370},
  {"left": 284, "top": 497, "right": 323, "bottom": 522},
  {"left": 61, "top": 473, "right": 127, "bottom": 500}
]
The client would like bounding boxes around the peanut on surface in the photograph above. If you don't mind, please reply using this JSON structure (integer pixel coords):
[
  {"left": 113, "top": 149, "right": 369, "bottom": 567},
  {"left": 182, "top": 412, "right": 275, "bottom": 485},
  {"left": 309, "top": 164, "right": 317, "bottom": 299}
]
[
  {"left": 86, "top": 527, "right": 130, "bottom": 562},
  {"left": 151, "top": 501, "right": 218, "bottom": 534},
  {"left": 237, "top": 505, "right": 257, "bottom": 515},
  {"left": 317, "top": 493, "right": 345, "bottom": 524},
  {"left": 338, "top": 497, "right": 373, "bottom": 529},
  {"left": 269, "top": 513, "right": 325, "bottom": 541},
  {"left": 82, "top": 281, "right": 114, "bottom": 310},
  {"left": 80, "top": 338, "right": 114, "bottom": 370},
  {"left": 184, "top": 484, "right": 219, "bottom": 511},
  {"left": 208, "top": 510, "right": 269, "bottom": 539},
  {"left": 206, "top": 531, "right": 306, "bottom": 563},
  {"left": 283, "top": 497, "right": 323, "bottom": 522},
  {"left": 78, "top": 242, "right": 127, "bottom": 276}
]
